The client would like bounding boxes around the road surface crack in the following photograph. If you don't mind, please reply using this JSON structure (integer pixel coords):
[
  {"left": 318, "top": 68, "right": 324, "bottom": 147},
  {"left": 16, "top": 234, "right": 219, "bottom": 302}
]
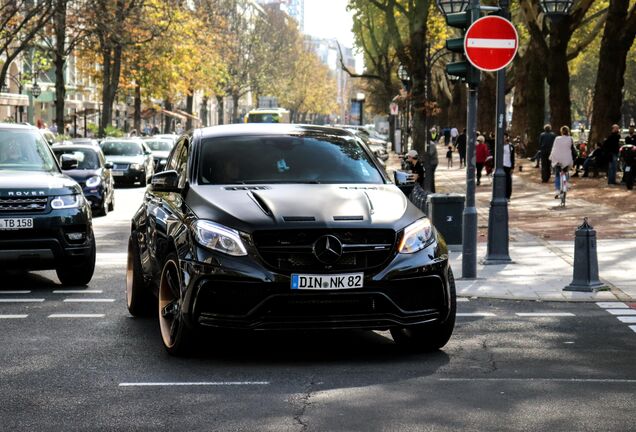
[{"left": 292, "top": 378, "right": 316, "bottom": 432}]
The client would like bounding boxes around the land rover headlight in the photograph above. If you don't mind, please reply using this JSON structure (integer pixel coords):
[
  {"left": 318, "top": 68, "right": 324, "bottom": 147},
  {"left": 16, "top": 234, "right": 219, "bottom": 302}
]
[{"left": 51, "top": 194, "right": 82, "bottom": 209}]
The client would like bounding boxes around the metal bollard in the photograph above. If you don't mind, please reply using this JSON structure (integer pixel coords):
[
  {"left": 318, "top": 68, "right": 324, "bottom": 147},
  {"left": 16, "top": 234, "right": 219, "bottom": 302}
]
[{"left": 564, "top": 218, "right": 606, "bottom": 292}]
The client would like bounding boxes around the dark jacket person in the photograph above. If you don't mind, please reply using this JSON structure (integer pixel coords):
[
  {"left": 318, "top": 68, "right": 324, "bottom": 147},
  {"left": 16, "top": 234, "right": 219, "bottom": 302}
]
[{"left": 539, "top": 124, "right": 556, "bottom": 183}]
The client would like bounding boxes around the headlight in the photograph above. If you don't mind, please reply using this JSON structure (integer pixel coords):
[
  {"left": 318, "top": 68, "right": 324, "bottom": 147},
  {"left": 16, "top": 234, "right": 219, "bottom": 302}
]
[
  {"left": 398, "top": 218, "right": 433, "bottom": 254},
  {"left": 193, "top": 220, "right": 247, "bottom": 256},
  {"left": 130, "top": 163, "right": 142, "bottom": 170},
  {"left": 85, "top": 176, "right": 101, "bottom": 187},
  {"left": 51, "top": 194, "right": 82, "bottom": 209}
]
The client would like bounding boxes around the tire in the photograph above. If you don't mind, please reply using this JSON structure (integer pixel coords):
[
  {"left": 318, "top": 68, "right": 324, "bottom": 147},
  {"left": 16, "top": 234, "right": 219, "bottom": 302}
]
[
  {"left": 56, "top": 236, "right": 96, "bottom": 286},
  {"left": 98, "top": 198, "right": 108, "bottom": 217},
  {"left": 126, "top": 235, "right": 155, "bottom": 317},
  {"left": 390, "top": 268, "right": 457, "bottom": 352},
  {"left": 158, "top": 253, "right": 196, "bottom": 356},
  {"left": 625, "top": 169, "right": 634, "bottom": 190}
]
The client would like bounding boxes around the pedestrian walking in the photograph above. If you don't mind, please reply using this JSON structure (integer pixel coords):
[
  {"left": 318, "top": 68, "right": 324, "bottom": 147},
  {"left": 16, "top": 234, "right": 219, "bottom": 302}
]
[
  {"left": 503, "top": 133, "right": 515, "bottom": 200},
  {"left": 450, "top": 127, "right": 459, "bottom": 146},
  {"left": 457, "top": 128, "right": 467, "bottom": 168},
  {"left": 429, "top": 141, "right": 439, "bottom": 192},
  {"left": 475, "top": 135, "right": 489, "bottom": 186},
  {"left": 446, "top": 145, "right": 453, "bottom": 168},
  {"left": 603, "top": 124, "right": 621, "bottom": 185},
  {"left": 549, "top": 126, "right": 574, "bottom": 197},
  {"left": 539, "top": 124, "right": 556, "bottom": 183}
]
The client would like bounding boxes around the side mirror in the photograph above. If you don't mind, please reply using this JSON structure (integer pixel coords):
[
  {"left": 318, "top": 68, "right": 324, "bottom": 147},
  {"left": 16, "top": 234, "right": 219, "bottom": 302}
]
[
  {"left": 104, "top": 162, "right": 113, "bottom": 169},
  {"left": 151, "top": 170, "right": 180, "bottom": 192},
  {"left": 60, "top": 154, "right": 79, "bottom": 170}
]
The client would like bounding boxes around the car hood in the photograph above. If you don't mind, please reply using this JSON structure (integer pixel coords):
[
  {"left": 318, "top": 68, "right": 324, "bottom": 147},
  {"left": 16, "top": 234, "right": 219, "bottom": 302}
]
[
  {"left": 0, "top": 170, "right": 82, "bottom": 196},
  {"left": 104, "top": 155, "right": 145, "bottom": 164},
  {"left": 62, "top": 169, "right": 101, "bottom": 183},
  {"left": 151, "top": 151, "right": 170, "bottom": 159},
  {"left": 185, "top": 183, "right": 423, "bottom": 233}
]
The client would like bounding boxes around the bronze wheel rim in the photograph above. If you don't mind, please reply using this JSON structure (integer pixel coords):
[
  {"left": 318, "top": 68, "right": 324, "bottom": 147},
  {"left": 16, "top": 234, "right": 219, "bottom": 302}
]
[{"left": 159, "top": 259, "right": 181, "bottom": 349}]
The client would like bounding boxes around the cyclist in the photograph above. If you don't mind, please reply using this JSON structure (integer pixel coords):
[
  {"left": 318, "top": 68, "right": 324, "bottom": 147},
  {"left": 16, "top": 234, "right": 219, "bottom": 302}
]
[{"left": 549, "top": 126, "right": 575, "bottom": 199}]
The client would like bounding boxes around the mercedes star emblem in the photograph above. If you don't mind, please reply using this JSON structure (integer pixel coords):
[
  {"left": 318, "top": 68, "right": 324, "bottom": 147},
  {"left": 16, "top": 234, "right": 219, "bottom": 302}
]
[{"left": 313, "top": 235, "right": 343, "bottom": 264}]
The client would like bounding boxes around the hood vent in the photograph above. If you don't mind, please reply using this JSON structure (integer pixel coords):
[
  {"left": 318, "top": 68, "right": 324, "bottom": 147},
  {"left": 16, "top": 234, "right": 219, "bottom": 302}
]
[
  {"left": 248, "top": 191, "right": 273, "bottom": 217},
  {"left": 224, "top": 185, "right": 270, "bottom": 191},
  {"left": 333, "top": 216, "right": 364, "bottom": 221},
  {"left": 283, "top": 216, "right": 316, "bottom": 222}
]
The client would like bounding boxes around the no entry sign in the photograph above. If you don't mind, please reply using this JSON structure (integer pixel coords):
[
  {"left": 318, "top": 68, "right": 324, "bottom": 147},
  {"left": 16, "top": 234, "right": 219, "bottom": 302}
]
[{"left": 464, "top": 15, "right": 518, "bottom": 72}]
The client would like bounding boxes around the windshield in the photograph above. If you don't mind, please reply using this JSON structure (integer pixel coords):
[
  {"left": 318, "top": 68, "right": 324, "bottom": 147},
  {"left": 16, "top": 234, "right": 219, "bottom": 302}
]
[
  {"left": 53, "top": 148, "right": 99, "bottom": 170},
  {"left": 0, "top": 129, "right": 58, "bottom": 172},
  {"left": 101, "top": 141, "right": 143, "bottom": 156},
  {"left": 198, "top": 134, "right": 384, "bottom": 185},
  {"left": 248, "top": 113, "right": 281, "bottom": 123},
  {"left": 145, "top": 140, "right": 173, "bottom": 152}
]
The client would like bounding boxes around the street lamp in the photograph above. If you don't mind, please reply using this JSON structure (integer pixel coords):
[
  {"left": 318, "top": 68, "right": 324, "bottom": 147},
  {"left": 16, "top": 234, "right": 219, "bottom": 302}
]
[
  {"left": 31, "top": 82, "right": 41, "bottom": 98},
  {"left": 436, "top": 0, "right": 469, "bottom": 15},
  {"left": 397, "top": 64, "right": 410, "bottom": 82},
  {"left": 539, "top": 0, "right": 574, "bottom": 16},
  {"left": 396, "top": 64, "right": 412, "bottom": 152}
]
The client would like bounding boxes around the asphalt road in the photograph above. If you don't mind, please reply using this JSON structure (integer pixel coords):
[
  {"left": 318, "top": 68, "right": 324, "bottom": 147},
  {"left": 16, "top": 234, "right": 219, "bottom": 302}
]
[{"left": 1, "top": 187, "right": 635, "bottom": 431}]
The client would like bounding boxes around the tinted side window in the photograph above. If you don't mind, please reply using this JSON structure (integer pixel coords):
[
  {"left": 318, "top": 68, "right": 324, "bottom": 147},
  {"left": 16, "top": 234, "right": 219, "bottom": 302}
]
[{"left": 165, "top": 139, "right": 184, "bottom": 172}]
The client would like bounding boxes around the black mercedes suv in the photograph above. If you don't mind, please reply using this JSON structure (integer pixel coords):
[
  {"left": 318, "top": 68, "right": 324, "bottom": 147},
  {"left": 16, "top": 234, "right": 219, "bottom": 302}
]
[
  {"left": 0, "top": 123, "right": 95, "bottom": 286},
  {"left": 126, "top": 124, "right": 455, "bottom": 355}
]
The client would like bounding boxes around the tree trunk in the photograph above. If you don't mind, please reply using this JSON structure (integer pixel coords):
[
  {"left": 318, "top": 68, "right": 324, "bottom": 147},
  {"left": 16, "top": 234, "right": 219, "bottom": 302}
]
[
  {"left": 134, "top": 83, "right": 141, "bottom": 133},
  {"left": 546, "top": 18, "right": 572, "bottom": 130},
  {"left": 99, "top": 43, "right": 122, "bottom": 136},
  {"left": 185, "top": 90, "right": 194, "bottom": 130},
  {"left": 511, "top": 40, "right": 545, "bottom": 156},
  {"left": 477, "top": 73, "right": 497, "bottom": 134},
  {"left": 216, "top": 95, "right": 224, "bottom": 125},
  {"left": 200, "top": 95, "right": 209, "bottom": 127},
  {"left": 590, "top": 0, "right": 636, "bottom": 145},
  {"left": 54, "top": 0, "right": 67, "bottom": 136},
  {"left": 163, "top": 99, "right": 173, "bottom": 134},
  {"left": 232, "top": 93, "right": 240, "bottom": 123}
]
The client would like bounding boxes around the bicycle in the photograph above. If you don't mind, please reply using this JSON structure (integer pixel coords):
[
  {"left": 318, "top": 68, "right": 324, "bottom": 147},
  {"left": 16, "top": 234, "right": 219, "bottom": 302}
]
[{"left": 556, "top": 164, "right": 569, "bottom": 207}]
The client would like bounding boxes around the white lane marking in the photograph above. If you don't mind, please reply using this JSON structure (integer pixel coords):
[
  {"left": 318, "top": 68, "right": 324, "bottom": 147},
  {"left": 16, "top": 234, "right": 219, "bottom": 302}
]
[
  {"left": 607, "top": 309, "right": 636, "bottom": 316},
  {"left": 119, "top": 381, "right": 270, "bottom": 387},
  {"left": 0, "top": 315, "right": 28, "bottom": 319},
  {"left": 596, "top": 302, "right": 629, "bottom": 309},
  {"left": 516, "top": 313, "right": 575, "bottom": 317},
  {"left": 48, "top": 314, "right": 105, "bottom": 318},
  {"left": 466, "top": 38, "right": 516, "bottom": 49},
  {"left": 630, "top": 325, "right": 636, "bottom": 334},
  {"left": 0, "top": 291, "right": 31, "bottom": 294},
  {"left": 457, "top": 298, "right": 469, "bottom": 302},
  {"left": 617, "top": 317, "right": 636, "bottom": 323},
  {"left": 63, "top": 298, "right": 115, "bottom": 303},
  {"left": 457, "top": 312, "right": 496, "bottom": 317},
  {"left": 53, "top": 290, "right": 103, "bottom": 294},
  {"left": 439, "top": 378, "right": 636, "bottom": 383},
  {"left": 0, "top": 298, "right": 44, "bottom": 303}
]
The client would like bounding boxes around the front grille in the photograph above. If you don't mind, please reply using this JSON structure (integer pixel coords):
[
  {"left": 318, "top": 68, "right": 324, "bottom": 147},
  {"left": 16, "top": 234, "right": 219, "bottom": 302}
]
[
  {"left": 0, "top": 197, "right": 48, "bottom": 213},
  {"left": 252, "top": 229, "right": 396, "bottom": 273},
  {"left": 113, "top": 164, "right": 129, "bottom": 170}
]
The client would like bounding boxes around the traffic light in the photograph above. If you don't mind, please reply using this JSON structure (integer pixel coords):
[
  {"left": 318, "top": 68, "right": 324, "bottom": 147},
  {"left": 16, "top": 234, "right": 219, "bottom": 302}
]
[{"left": 444, "top": 8, "right": 480, "bottom": 86}]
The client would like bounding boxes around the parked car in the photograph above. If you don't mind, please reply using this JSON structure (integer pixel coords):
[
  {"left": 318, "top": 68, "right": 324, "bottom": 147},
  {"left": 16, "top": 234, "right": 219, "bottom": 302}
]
[
  {"left": 52, "top": 144, "right": 115, "bottom": 216},
  {"left": 70, "top": 138, "right": 100, "bottom": 146},
  {"left": 344, "top": 127, "right": 390, "bottom": 162},
  {"left": 100, "top": 138, "right": 154, "bottom": 186},
  {"left": 151, "top": 134, "right": 178, "bottom": 145},
  {"left": 0, "top": 123, "right": 95, "bottom": 285},
  {"left": 126, "top": 124, "right": 456, "bottom": 356},
  {"left": 143, "top": 137, "right": 175, "bottom": 172}
]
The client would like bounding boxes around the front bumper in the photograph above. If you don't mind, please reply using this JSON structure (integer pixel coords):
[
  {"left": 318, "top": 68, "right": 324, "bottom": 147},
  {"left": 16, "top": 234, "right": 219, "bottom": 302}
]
[
  {"left": 181, "top": 244, "right": 451, "bottom": 331},
  {"left": 112, "top": 169, "right": 145, "bottom": 184},
  {"left": 0, "top": 207, "right": 93, "bottom": 270}
]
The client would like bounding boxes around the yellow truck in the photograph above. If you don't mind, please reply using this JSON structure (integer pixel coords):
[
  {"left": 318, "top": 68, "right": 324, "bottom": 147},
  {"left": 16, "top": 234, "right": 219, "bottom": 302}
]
[{"left": 245, "top": 108, "right": 290, "bottom": 123}]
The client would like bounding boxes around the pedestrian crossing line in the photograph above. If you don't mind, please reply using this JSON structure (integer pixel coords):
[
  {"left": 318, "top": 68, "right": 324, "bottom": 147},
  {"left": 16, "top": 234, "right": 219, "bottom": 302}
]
[
  {"left": 0, "top": 298, "right": 44, "bottom": 303},
  {"left": 617, "top": 317, "right": 636, "bottom": 323},
  {"left": 53, "top": 290, "right": 103, "bottom": 294},
  {"left": 457, "top": 312, "right": 496, "bottom": 317},
  {"left": 48, "top": 314, "right": 105, "bottom": 318},
  {"left": 62, "top": 298, "right": 115, "bottom": 303},
  {"left": 630, "top": 325, "right": 636, "bottom": 334},
  {"left": 607, "top": 309, "right": 636, "bottom": 316},
  {"left": 0, "top": 315, "right": 28, "bottom": 319},
  {"left": 516, "top": 313, "right": 576, "bottom": 317},
  {"left": 0, "top": 291, "right": 31, "bottom": 294},
  {"left": 596, "top": 302, "right": 629, "bottom": 309},
  {"left": 119, "top": 381, "right": 270, "bottom": 387},
  {"left": 457, "top": 298, "right": 470, "bottom": 302}
]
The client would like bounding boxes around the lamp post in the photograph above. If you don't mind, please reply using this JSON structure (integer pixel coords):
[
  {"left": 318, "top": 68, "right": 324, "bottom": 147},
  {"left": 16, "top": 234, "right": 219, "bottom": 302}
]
[
  {"left": 397, "top": 64, "right": 411, "bottom": 152},
  {"left": 437, "top": 0, "right": 480, "bottom": 279},
  {"left": 539, "top": 0, "right": 574, "bottom": 16},
  {"left": 2, "top": 72, "right": 24, "bottom": 122}
]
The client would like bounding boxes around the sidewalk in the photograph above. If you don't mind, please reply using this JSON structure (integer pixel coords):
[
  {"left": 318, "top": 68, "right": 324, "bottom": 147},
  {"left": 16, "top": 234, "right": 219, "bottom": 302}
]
[{"left": 386, "top": 148, "right": 635, "bottom": 302}]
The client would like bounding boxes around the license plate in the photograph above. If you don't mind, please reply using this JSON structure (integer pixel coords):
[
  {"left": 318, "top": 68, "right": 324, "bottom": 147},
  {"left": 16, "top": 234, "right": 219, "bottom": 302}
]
[
  {"left": 626, "top": 166, "right": 631, "bottom": 172},
  {"left": 291, "top": 273, "right": 364, "bottom": 290},
  {"left": 0, "top": 218, "right": 33, "bottom": 230},
  {"left": 112, "top": 171, "right": 124, "bottom": 176}
]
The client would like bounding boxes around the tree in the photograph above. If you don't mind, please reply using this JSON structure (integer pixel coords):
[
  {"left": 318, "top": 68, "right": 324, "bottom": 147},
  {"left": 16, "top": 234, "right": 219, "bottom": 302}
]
[
  {"left": 0, "top": 1, "right": 54, "bottom": 92},
  {"left": 589, "top": 0, "right": 636, "bottom": 145}
]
